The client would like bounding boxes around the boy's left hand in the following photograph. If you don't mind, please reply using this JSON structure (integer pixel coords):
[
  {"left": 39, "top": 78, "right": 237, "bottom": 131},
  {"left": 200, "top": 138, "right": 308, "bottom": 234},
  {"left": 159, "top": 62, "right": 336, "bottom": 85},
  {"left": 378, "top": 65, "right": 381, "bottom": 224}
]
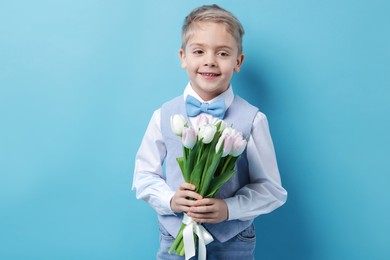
[{"left": 187, "top": 198, "right": 228, "bottom": 224}]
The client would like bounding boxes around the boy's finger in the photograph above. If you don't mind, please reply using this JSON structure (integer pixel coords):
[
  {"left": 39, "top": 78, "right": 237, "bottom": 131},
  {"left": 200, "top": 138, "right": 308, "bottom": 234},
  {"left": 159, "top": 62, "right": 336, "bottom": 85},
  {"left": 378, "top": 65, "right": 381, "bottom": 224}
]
[
  {"left": 180, "top": 182, "right": 196, "bottom": 191},
  {"left": 184, "top": 191, "right": 203, "bottom": 201},
  {"left": 191, "top": 198, "right": 213, "bottom": 206}
]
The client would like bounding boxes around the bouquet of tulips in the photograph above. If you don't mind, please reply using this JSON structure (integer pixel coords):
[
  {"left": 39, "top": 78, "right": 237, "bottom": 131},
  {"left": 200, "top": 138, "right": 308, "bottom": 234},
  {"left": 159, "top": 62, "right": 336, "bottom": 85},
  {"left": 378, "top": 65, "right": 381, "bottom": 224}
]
[{"left": 168, "top": 114, "right": 248, "bottom": 257}]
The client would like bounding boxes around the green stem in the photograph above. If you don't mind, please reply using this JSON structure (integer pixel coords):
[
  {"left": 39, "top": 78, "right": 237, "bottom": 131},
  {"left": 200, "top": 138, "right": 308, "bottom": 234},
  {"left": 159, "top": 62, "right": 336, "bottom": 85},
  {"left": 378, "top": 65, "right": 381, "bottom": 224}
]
[
  {"left": 220, "top": 156, "right": 232, "bottom": 175},
  {"left": 187, "top": 142, "right": 198, "bottom": 180},
  {"left": 196, "top": 142, "right": 203, "bottom": 165},
  {"left": 199, "top": 152, "right": 222, "bottom": 196},
  {"left": 168, "top": 224, "right": 185, "bottom": 254},
  {"left": 199, "top": 146, "right": 211, "bottom": 189},
  {"left": 178, "top": 241, "right": 185, "bottom": 256}
]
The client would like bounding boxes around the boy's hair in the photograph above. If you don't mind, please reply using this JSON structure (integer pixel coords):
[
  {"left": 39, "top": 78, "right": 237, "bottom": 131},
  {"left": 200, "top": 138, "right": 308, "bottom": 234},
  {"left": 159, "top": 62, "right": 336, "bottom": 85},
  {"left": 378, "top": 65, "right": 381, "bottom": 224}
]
[{"left": 182, "top": 4, "right": 245, "bottom": 55}]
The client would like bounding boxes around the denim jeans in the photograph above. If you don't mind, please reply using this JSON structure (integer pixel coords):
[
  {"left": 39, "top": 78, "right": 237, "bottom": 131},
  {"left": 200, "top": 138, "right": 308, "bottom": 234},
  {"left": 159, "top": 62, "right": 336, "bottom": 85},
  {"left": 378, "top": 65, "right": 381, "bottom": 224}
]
[{"left": 157, "top": 222, "right": 256, "bottom": 260}]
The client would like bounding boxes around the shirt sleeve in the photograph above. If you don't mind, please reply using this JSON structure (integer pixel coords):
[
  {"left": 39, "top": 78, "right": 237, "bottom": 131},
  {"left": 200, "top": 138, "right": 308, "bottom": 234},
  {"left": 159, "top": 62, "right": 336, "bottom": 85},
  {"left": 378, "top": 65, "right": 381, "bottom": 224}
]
[
  {"left": 132, "top": 109, "right": 176, "bottom": 215},
  {"left": 224, "top": 112, "right": 288, "bottom": 221}
]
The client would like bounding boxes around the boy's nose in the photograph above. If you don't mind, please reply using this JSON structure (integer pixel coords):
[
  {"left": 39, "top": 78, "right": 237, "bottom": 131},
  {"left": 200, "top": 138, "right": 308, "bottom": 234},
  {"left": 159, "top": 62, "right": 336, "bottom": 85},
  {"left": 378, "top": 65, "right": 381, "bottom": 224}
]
[
  {"left": 204, "top": 55, "right": 216, "bottom": 67},
  {"left": 205, "top": 62, "right": 216, "bottom": 67}
]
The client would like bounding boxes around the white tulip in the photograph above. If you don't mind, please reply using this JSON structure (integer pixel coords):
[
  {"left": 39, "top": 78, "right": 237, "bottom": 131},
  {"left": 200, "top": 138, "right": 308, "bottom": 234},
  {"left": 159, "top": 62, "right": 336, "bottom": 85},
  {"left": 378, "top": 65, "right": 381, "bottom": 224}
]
[
  {"left": 198, "top": 124, "right": 217, "bottom": 144},
  {"left": 170, "top": 114, "right": 186, "bottom": 136}
]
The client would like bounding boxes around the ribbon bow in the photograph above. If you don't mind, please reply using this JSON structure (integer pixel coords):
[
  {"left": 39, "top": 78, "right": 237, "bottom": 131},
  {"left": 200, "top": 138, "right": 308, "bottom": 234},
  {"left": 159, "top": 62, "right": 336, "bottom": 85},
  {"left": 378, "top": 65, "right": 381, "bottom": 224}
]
[
  {"left": 182, "top": 213, "right": 214, "bottom": 260},
  {"left": 186, "top": 95, "right": 225, "bottom": 119}
]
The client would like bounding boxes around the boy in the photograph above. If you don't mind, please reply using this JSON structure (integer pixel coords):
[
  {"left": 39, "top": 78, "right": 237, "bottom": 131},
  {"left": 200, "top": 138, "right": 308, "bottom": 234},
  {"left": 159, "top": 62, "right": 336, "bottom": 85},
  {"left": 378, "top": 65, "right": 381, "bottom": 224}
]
[{"left": 133, "top": 4, "right": 287, "bottom": 260}]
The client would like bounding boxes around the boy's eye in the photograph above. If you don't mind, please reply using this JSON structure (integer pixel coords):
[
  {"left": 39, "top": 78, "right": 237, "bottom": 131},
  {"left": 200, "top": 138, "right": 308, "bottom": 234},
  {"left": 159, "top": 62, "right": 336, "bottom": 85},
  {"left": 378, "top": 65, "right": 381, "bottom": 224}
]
[
  {"left": 218, "top": 51, "right": 230, "bottom": 57},
  {"left": 193, "top": 50, "right": 204, "bottom": 55}
]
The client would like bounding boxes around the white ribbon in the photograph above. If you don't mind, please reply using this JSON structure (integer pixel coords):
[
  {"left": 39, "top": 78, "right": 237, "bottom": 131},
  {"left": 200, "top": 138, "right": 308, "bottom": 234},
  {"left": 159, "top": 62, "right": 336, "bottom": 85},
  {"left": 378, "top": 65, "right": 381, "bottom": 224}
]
[{"left": 182, "top": 213, "right": 214, "bottom": 260}]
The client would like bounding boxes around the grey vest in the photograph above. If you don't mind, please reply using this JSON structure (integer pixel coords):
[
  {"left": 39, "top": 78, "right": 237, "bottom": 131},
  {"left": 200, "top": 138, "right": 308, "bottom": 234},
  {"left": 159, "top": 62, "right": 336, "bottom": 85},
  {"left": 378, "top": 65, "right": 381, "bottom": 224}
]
[{"left": 160, "top": 95, "right": 259, "bottom": 243}]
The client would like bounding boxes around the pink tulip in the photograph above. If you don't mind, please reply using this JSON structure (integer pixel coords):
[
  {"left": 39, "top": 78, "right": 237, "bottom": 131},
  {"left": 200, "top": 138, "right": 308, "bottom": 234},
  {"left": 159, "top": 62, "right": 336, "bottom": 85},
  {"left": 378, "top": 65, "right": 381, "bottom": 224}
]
[
  {"left": 195, "top": 114, "right": 209, "bottom": 131},
  {"left": 221, "top": 126, "right": 239, "bottom": 138},
  {"left": 181, "top": 127, "right": 197, "bottom": 149},
  {"left": 230, "top": 137, "right": 247, "bottom": 157},
  {"left": 216, "top": 134, "right": 234, "bottom": 157}
]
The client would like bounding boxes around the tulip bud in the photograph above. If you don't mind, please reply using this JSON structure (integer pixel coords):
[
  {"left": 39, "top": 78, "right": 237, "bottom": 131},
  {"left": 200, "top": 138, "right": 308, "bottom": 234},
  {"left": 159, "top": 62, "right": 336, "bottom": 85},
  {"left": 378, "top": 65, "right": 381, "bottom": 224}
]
[
  {"left": 216, "top": 135, "right": 222, "bottom": 152},
  {"left": 198, "top": 124, "right": 217, "bottom": 144},
  {"left": 195, "top": 114, "right": 209, "bottom": 132},
  {"left": 221, "top": 126, "right": 234, "bottom": 137},
  {"left": 230, "top": 137, "right": 247, "bottom": 157},
  {"left": 212, "top": 118, "right": 228, "bottom": 132},
  {"left": 216, "top": 134, "right": 234, "bottom": 157},
  {"left": 170, "top": 114, "right": 186, "bottom": 136},
  {"left": 232, "top": 130, "right": 243, "bottom": 140},
  {"left": 182, "top": 127, "right": 197, "bottom": 149}
]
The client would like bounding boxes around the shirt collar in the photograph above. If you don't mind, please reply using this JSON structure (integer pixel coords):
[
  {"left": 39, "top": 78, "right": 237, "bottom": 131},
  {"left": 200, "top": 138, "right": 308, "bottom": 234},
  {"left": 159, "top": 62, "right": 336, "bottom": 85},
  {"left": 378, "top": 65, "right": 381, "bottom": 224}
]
[{"left": 183, "top": 82, "right": 235, "bottom": 109}]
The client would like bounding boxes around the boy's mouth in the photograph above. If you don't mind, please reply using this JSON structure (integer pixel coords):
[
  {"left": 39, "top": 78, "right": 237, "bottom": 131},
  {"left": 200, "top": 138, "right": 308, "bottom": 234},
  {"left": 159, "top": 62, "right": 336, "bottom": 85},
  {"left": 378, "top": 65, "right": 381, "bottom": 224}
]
[{"left": 199, "top": 72, "right": 221, "bottom": 78}]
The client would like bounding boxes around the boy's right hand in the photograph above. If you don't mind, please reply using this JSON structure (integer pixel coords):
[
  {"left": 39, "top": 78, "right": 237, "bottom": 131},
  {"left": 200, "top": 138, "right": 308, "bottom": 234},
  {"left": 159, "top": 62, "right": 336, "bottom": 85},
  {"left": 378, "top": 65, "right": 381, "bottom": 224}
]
[{"left": 170, "top": 182, "right": 202, "bottom": 213}]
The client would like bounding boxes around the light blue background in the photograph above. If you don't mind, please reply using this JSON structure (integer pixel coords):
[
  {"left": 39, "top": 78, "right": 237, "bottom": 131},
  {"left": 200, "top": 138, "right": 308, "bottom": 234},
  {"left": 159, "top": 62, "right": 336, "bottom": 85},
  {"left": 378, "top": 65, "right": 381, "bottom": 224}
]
[{"left": 1, "top": 1, "right": 389, "bottom": 259}]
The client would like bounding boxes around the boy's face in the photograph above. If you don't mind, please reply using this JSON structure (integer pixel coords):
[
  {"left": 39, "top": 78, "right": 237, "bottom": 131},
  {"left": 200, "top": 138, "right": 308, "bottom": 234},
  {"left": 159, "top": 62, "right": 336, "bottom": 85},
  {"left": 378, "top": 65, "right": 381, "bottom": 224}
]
[{"left": 180, "top": 22, "right": 244, "bottom": 101}]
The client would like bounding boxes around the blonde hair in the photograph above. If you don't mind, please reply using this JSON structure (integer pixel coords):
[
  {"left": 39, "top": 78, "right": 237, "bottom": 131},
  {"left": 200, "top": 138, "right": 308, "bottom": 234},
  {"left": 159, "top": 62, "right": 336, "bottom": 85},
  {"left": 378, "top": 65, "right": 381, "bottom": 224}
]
[{"left": 182, "top": 4, "right": 245, "bottom": 54}]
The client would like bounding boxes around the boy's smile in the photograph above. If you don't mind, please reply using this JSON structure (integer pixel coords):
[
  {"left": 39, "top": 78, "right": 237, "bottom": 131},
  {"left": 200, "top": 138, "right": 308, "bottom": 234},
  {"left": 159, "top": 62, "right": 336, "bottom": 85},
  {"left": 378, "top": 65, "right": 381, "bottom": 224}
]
[
  {"left": 199, "top": 72, "right": 221, "bottom": 79},
  {"left": 180, "top": 22, "right": 244, "bottom": 101}
]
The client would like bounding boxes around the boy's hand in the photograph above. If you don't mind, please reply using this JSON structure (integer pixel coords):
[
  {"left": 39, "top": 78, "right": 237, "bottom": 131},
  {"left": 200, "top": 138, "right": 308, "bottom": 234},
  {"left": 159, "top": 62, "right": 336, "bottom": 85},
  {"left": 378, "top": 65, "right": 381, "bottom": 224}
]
[
  {"left": 170, "top": 183, "right": 203, "bottom": 213},
  {"left": 187, "top": 198, "right": 228, "bottom": 224}
]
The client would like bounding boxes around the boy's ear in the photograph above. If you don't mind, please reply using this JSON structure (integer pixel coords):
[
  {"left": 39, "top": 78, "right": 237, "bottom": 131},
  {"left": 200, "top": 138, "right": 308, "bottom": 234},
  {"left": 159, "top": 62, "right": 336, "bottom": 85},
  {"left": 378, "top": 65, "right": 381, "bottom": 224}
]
[
  {"left": 234, "top": 54, "right": 244, "bottom": 72},
  {"left": 179, "top": 49, "right": 187, "bottom": 68}
]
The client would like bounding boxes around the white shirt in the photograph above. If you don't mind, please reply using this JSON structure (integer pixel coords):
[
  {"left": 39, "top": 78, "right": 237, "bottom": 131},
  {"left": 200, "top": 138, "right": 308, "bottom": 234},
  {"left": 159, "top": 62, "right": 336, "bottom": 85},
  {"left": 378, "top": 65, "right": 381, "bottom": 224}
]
[{"left": 132, "top": 83, "right": 287, "bottom": 221}]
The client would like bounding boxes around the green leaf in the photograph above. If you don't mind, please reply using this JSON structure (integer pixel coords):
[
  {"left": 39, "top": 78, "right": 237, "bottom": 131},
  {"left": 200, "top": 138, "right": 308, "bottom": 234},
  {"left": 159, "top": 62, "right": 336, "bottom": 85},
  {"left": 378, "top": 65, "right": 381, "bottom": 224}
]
[
  {"left": 199, "top": 152, "right": 222, "bottom": 196},
  {"left": 189, "top": 153, "right": 207, "bottom": 191},
  {"left": 205, "top": 169, "right": 236, "bottom": 197},
  {"left": 186, "top": 141, "right": 199, "bottom": 177},
  {"left": 225, "top": 156, "right": 239, "bottom": 172},
  {"left": 176, "top": 157, "right": 189, "bottom": 182},
  {"left": 183, "top": 146, "right": 189, "bottom": 160}
]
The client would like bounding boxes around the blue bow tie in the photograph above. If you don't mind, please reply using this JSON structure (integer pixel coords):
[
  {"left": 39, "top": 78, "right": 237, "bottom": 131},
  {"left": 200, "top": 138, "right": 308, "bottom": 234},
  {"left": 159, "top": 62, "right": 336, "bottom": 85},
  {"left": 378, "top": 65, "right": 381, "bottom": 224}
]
[{"left": 185, "top": 95, "right": 226, "bottom": 119}]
